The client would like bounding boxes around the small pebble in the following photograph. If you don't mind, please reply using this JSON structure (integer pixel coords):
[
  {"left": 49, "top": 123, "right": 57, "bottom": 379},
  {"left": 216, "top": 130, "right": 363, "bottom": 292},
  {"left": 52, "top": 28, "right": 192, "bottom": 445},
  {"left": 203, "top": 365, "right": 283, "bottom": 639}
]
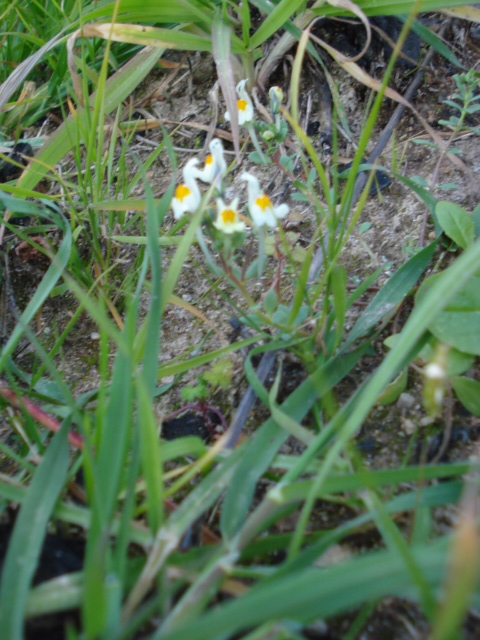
[
  {"left": 397, "top": 392, "right": 415, "bottom": 410},
  {"left": 401, "top": 417, "right": 416, "bottom": 435},
  {"left": 419, "top": 415, "right": 435, "bottom": 427}
]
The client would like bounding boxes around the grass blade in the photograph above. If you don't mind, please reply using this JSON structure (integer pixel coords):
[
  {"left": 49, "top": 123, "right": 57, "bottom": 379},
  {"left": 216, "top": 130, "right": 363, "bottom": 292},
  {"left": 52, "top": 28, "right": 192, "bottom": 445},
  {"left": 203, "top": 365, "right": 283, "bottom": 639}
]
[
  {"left": 221, "top": 344, "right": 368, "bottom": 539},
  {"left": 0, "top": 421, "right": 70, "bottom": 640},
  {"left": 17, "top": 46, "right": 163, "bottom": 192},
  {"left": 343, "top": 239, "right": 439, "bottom": 348}
]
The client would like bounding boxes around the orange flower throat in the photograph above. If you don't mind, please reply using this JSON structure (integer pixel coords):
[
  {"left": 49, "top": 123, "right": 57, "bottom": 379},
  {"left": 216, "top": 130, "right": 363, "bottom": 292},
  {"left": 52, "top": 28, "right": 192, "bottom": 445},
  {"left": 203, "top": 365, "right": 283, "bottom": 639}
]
[
  {"left": 221, "top": 209, "right": 236, "bottom": 224},
  {"left": 237, "top": 99, "right": 248, "bottom": 112},
  {"left": 255, "top": 194, "right": 272, "bottom": 211},
  {"left": 175, "top": 184, "right": 191, "bottom": 201}
]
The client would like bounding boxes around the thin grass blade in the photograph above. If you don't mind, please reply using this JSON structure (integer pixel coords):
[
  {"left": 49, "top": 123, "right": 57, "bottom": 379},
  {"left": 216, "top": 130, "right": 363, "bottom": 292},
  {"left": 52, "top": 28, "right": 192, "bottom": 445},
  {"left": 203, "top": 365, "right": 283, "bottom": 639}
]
[{"left": 0, "top": 421, "right": 70, "bottom": 640}]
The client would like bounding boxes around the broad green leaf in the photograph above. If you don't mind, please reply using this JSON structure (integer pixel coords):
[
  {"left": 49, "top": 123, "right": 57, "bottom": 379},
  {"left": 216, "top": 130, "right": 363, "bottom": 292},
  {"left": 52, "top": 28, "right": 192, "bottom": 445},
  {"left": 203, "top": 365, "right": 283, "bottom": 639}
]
[
  {"left": 416, "top": 272, "right": 480, "bottom": 355},
  {"left": 451, "top": 376, "right": 480, "bottom": 416},
  {"left": 436, "top": 201, "right": 474, "bottom": 249},
  {"left": 0, "top": 422, "right": 69, "bottom": 640},
  {"left": 344, "top": 239, "right": 438, "bottom": 348}
]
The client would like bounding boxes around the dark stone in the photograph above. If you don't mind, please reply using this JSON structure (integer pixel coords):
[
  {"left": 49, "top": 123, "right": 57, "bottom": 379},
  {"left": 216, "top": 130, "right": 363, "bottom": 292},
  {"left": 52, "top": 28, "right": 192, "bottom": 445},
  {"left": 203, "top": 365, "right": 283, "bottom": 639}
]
[{"left": 0, "top": 142, "right": 33, "bottom": 182}]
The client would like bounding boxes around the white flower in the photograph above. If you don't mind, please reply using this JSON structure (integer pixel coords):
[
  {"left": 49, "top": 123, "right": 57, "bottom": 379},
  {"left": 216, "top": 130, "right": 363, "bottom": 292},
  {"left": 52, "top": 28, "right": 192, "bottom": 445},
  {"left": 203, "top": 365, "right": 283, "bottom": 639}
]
[
  {"left": 224, "top": 79, "right": 254, "bottom": 126},
  {"left": 241, "top": 172, "right": 289, "bottom": 228},
  {"left": 171, "top": 158, "right": 201, "bottom": 219},
  {"left": 213, "top": 197, "right": 245, "bottom": 234},
  {"left": 194, "top": 138, "right": 227, "bottom": 186}
]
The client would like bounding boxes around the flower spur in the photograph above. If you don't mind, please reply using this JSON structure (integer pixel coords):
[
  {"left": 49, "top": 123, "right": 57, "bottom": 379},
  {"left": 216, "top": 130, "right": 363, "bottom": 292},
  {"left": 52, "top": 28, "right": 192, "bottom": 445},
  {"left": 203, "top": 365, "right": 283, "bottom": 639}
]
[
  {"left": 194, "top": 138, "right": 227, "bottom": 189},
  {"left": 224, "top": 79, "right": 254, "bottom": 126}
]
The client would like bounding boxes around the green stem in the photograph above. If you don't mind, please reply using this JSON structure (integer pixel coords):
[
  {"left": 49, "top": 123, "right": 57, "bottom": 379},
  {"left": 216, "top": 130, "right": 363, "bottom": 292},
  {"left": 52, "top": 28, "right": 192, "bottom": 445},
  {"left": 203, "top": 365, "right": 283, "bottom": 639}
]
[
  {"left": 247, "top": 123, "right": 269, "bottom": 165},
  {"left": 222, "top": 234, "right": 232, "bottom": 264},
  {"left": 195, "top": 228, "right": 223, "bottom": 277},
  {"left": 257, "top": 225, "right": 266, "bottom": 279}
]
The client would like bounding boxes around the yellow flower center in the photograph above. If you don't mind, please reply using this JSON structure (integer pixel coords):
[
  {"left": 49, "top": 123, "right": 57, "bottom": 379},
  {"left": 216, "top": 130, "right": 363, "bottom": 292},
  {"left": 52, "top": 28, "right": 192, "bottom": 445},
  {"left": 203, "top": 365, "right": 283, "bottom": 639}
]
[
  {"left": 205, "top": 154, "right": 213, "bottom": 165},
  {"left": 175, "top": 184, "right": 190, "bottom": 201},
  {"left": 255, "top": 194, "right": 272, "bottom": 211},
  {"left": 221, "top": 209, "right": 236, "bottom": 224},
  {"left": 237, "top": 98, "right": 248, "bottom": 112}
]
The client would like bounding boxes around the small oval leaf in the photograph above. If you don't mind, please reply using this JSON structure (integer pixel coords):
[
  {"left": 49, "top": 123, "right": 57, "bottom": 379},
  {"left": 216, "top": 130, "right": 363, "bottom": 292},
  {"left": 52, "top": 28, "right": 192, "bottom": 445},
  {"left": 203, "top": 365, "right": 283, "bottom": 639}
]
[
  {"left": 451, "top": 376, "right": 480, "bottom": 416},
  {"left": 416, "top": 272, "right": 480, "bottom": 355},
  {"left": 436, "top": 201, "right": 474, "bottom": 249}
]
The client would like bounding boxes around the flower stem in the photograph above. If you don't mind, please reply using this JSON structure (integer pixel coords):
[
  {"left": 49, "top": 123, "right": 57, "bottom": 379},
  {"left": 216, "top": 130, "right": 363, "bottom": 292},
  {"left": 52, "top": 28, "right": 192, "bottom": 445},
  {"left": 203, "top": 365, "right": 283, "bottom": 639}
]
[
  {"left": 257, "top": 225, "right": 266, "bottom": 279},
  {"left": 195, "top": 228, "right": 223, "bottom": 277},
  {"left": 247, "top": 123, "right": 269, "bottom": 165}
]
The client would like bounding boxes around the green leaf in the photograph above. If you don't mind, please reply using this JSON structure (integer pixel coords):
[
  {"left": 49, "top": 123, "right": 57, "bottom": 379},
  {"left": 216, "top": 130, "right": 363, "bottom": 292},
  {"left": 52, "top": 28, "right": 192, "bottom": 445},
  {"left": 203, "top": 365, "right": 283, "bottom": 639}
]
[
  {"left": 330, "top": 265, "right": 347, "bottom": 351},
  {"left": 17, "top": 47, "right": 163, "bottom": 192},
  {"left": 263, "top": 289, "right": 278, "bottom": 315},
  {"left": 344, "top": 239, "right": 438, "bottom": 348},
  {"left": 181, "top": 384, "right": 208, "bottom": 402},
  {"left": 436, "top": 201, "right": 474, "bottom": 249},
  {"left": 311, "top": 0, "right": 477, "bottom": 18},
  {"left": 137, "top": 378, "right": 164, "bottom": 533},
  {"left": 472, "top": 204, "right": 480, "bottom": 239},
  {"left": 157, "top": 538, "right": 452, "bottom": 640},
  {"left": 220, "top": 345, "right": 368, "bottom": 539},
  {"left": 414, "top": 335, "right": 474, "bottom": 376},
  {"left": 0, "top": 422, "right": 69, "bottom": 639},
  {"left": 249, "top": 0, "right": 306, "bottom": 50},
  {"left": 376, "top": 367, "right": 408, "bottom": 405},
  {"left": 203, "top": 358, "right": 233, "bottom": 388},
  {"left": 416, "top": 272, "right": 480, "bottom": 355},
  {"left": 410, "top": 19, "right": 464, "bottom": 69},
  {"left": 0, "top": 208, "right": 71, "bottom": 370},
  {"left": 248, "top": 151, "right": 267, "bottom": 164},
  {"left": 451, "top": 376, "right": 480, "bottom": 416}
]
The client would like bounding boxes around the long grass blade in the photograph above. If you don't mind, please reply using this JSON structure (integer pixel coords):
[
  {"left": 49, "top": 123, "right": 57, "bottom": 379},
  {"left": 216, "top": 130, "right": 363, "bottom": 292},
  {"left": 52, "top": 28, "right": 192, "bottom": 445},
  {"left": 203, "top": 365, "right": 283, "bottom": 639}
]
[{"left": 0, "top": 421, "right": 70, "bottom": 640}]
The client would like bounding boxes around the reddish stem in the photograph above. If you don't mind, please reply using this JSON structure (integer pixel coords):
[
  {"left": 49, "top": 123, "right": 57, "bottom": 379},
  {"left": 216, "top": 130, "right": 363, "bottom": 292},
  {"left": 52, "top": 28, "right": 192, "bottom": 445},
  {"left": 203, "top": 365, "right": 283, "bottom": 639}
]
[{"left": 0, "top": 383, "right": 83, "bottom": 449}]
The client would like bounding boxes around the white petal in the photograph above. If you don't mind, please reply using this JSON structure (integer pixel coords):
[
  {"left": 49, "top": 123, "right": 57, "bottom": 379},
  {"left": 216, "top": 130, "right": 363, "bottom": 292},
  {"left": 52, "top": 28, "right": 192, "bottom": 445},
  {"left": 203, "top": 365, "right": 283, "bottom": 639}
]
[
  {"left": 172, "top": 200, "right": 186, "bottom": 220},
  {"left": 274, "top": 203, "right": 289, "bottom": 219},
  {"left": 251, "top": 205, "right": 277, "bottom": 228}
]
